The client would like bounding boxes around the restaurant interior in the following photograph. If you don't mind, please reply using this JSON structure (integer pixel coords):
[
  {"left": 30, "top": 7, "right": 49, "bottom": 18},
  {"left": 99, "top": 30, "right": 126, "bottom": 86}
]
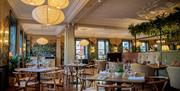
[{"left": 0, "top": 0, "right": 180, "bottom": 91}]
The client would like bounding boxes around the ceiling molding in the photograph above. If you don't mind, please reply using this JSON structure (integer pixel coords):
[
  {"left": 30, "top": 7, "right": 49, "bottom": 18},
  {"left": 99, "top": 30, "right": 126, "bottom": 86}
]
[
  {"left": 65, "top": 0, "right": 90, "bottom": 23},
  {"left": 55, "top": 25, "right": 66, "bottom": 35},
  {"left": 75, "top": 25, "right": 134, "bottom": 39},
  {"left": 78, "top": 18, "right": 146, "bottom": 28},
  {"left": 76, "top": 23, "right": 127, "bottom": 30},
  {"left": 73, "top": 0, "right": 106, "bottom": 22},
  {"left": 18, "top": 18, "right": 67, "bottom": 26},
  {"left": 22, "top": 23, "right": 65, "bottom": 35},
  {"left": 18, "top": 18, "right": 41, "bottom": 24},
  {"left": 75, "top": 36, "right": 134, "bottom": 39},
  {"left": 8, "top": 0, "right": 22, "bottom": 18}
]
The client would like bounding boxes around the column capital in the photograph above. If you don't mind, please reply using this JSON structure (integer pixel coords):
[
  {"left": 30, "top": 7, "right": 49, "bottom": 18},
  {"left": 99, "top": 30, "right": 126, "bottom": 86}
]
[{"left": 65, "top": 22, "right": 78, "bottom": 31}]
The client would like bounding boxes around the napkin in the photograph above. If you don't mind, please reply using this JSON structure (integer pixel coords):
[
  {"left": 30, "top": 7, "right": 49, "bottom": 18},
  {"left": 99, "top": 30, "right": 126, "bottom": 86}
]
[
  {"left": 128, "top": 76, "right": 144, "bottom": 80},
  {"left": 99, "top": 71, "right": 109, "bottom": 76},
  {"left": 98, "top": 75, "right": 108, "bottom": 80}
]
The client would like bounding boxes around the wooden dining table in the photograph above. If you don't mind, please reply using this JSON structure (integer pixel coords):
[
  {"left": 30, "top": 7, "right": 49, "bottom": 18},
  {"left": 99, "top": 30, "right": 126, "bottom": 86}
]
[
  {"left": 15, "top": 67, "right": 59, "bottom": 90},
  {"left": 147, "top": 64, "right": 167, "bottom": 76},
  {"left": 79, "top": 72, "right": 145, "bottom": 91}
]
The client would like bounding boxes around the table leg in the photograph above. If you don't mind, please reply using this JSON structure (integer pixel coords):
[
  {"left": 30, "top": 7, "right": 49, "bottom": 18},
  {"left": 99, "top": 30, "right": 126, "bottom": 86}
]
[
  {"left": 116, "top": 82, "right": 122, "bottom": 91},
  {"left": 80, "top": 79, "right": 85, "bottom": 91},
  {"left": 156, "top": 69, "right": 159, "bottom": 76},
  {"left": 76, "top": 67, "right": 78, "bottom": 90},
  {"left": 37, "top": 72, "right": 41, "bottom": 90}
]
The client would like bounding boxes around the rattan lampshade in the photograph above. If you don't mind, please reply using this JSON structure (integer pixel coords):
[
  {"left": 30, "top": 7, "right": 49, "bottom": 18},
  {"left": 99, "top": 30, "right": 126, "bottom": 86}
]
[
  {"left": 21, "top": 0, "right": 45, "bottom": 6},
  {"left": 36, "top": 37, "right": 48, "bottom": 45},
  {"left": 80, "top": 39, "right": 89, "bottom": 46},
  {"left": 48, "top": 0, "right": 69, "bottom": 9},
  {"left": 162, "top": 45, "right": 169, "bottom": 51},
  {"left": 32, "top": 5, "right": 65, "bottom": 25}
]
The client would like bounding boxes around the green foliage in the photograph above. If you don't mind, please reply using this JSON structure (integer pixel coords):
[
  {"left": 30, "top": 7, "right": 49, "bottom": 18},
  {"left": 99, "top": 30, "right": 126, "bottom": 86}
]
[
  {"left": 10, "top": 56, "right": 18, "bottom": 64},
  {"left": 89, "top": 44, "right": 97, "bottom": 60},
  {"left": 9, "top": 55, "right": 19, "bottom": 74},
  {"left": 32, "top": 43, "right": 56, "bottom": 56},
  {"left": 128, "top": 7, "right": 180, "bottom": 38},
  {"left": 116, "top": 67, "right": 124, "bottom": 73}
]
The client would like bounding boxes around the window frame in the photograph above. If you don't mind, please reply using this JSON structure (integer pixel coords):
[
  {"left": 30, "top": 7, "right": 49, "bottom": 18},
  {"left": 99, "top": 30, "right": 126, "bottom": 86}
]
[
  {"left": 97, "top": 39, "right": 109, "bottom": 59},
  {"left": 75, "top": 38, "right": 89, "bottom": 59},
  {"left": 9, "top": 10, "right": 17, "bottom": 56},
  {"left": 122, "top": 40, "right": 132, "bottom": 52}
]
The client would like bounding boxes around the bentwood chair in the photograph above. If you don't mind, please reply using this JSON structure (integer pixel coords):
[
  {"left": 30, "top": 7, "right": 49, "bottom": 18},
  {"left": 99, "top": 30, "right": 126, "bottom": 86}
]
[
  {"left": 41, "top": 70, "right": 64, "bottom": 91},
  {"left": 64, "top": 65, "right": 76, "bottom": 84},
  {"left": 82, "top": 83, "right": 136, "bottom": 91},
  {"left": 131, "top": 63, "right": 168, "bottom": 91},
  {"left": 96, "top": 61, "right": 107, "bottom": 73},
  {"left": 13, "top": 71, "right": 38, "bottom": 91}
]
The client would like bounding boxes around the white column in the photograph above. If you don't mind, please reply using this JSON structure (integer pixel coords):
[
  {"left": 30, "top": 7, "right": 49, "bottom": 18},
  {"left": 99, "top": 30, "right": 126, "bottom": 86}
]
[
  {"left": 64, "top": 24, "right": 75, "bottom": 64},
  {"left": 56, "top": 38, "right": 61, "bottom": 66}
]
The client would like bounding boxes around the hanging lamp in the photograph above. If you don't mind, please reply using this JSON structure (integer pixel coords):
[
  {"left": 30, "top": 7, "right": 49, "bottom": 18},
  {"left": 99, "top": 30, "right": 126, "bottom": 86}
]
[
  {"left": 80, "top": 39, "right": 89, "bottom": 46},
  {"left": 21, "top": 0, "right": 45, "bottom": 6},
  {"left": 48, "top": 0, "right": 69, "bottom": 9},
  {"left": 36, "top": 37, "right": 48, "bottom": 45},
  {"left": 32, "top": 5, "right": 65, "bottom": 25}
]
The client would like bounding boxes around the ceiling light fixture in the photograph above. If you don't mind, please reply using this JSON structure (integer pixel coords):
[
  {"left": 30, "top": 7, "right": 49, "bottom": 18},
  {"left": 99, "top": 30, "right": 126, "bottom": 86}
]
[
  {"left": 80, "top": 39, "right": 89, "bottom": 46},
  {"left": 36, "top": 37, "right": 48, "bottom": 45},
  {"left": 21, "top": 0, "right": 45, "bottom": 6},
  {"left": 32, "top": 5, "right": 65, "bottom": 25},
  {"left": 162, "top": 45, "right": 169, "bottom": 52},
  {"left": 48, "top": 0, "right": 69, "bottom": 9}
]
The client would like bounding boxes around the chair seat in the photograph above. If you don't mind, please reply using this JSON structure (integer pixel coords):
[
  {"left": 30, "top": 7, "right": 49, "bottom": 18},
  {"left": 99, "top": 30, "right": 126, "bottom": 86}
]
[
  {"left": 83, "top": 87, "right": 132, "bottom": 91},
  {"left": 80, "top": 72, "right": 94, "bottom": 76},
  {"left": 83, "top": 87, "right": 96, "bottom": 91},
  {"left": 64, "top": 71, "right": 76, "bottom": 76},
  {"left": 83, "top": 84, "right": 134, "bottom": 91},
  {"left": 19, "top": 77, "right": 36, "bottom": 81},
  {"left": 14, "top": 81, "right": 38, "bottom": 87},
  {"left": 41, "top": 79, "right": 63, "bottom": 85}
]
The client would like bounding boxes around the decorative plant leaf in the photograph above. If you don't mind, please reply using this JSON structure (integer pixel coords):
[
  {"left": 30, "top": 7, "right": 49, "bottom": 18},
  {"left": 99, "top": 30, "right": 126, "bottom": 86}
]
[{"left": 128, "top": 7, "right": 180, "bottom": 41}]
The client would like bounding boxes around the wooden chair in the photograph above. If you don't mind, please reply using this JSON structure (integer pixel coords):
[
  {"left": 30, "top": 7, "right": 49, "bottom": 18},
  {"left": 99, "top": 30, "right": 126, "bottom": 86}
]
[
  {"left": 41, "top": 70, "right": 64, "bottom": 91},
  {"left": 80, "top": 64, "right": 96, "bottom": 76},
  {"left": 131, "top": 63, "right": 168, "bottom": 91},
  {"left": 13, "top": 71, "right": 38, "bottom": 91},
  {"left": 64, "top": 65, "right": 76, "bottom": 84},
  {"left": 78, "top": 74, "right": 136, "bottom": 91},
  {"left": 96, "top": 61, "right": 107, "bottom": 73},
  {"left": 131, "top": 63, "right": 155, "bottom": 76},
  {"left": 82, "top": 83, "right": 135, "bottom": 91}
]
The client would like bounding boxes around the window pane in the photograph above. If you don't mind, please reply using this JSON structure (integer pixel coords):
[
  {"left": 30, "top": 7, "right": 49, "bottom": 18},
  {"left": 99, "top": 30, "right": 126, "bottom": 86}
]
[
  {"left": 140, "top": 42, "right": 147, "bottom": 52},
  {"left": 9, "top": 25, "right": 16, "bottom": 55},
  {"left": 106, "top": 41, "right": 109, "bottom": 53},
  {"left": 98, "top": 49, "right": 105, "bottom": 59},
  {"left": 75, "top": 40, "right": 88, "bottom": 59},
  {"left": 98, "top": 41, "right": 104, "bottom": 50},
  {"left": 98, "top": 40, "right": 109, "bottom": 59},
  {"left": 76, "top": 41, "right": 80, "bottom": 49},
  {"left": 19, "top": 31, "right": 23, "bottom": 49},
  {"left": 122, "top": 41, "right": 129, "bottom": 52}
]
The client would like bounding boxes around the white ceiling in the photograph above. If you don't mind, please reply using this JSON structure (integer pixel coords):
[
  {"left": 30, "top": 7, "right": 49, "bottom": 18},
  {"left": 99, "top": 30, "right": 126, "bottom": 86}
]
[
  {"left": 8, "top": 0, "right": 180, "bottom": 38},
  {"left": 8, "top": 0, "right": 89, "bottom": 35},
  {"left": 21, "top": 23, "right": 65, "bottom": 35},
  {"left": 75, "top": 26, "right": 134, "bottom": 39},
  {"left": 75, "top": 0, "right": 180, "bottom": 38}
]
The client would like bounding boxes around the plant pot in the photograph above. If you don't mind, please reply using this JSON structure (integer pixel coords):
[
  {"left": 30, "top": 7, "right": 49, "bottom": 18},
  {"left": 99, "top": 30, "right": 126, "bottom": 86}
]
[{"left": 115, "top": 72, "right": 123, "bottom": 77}]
